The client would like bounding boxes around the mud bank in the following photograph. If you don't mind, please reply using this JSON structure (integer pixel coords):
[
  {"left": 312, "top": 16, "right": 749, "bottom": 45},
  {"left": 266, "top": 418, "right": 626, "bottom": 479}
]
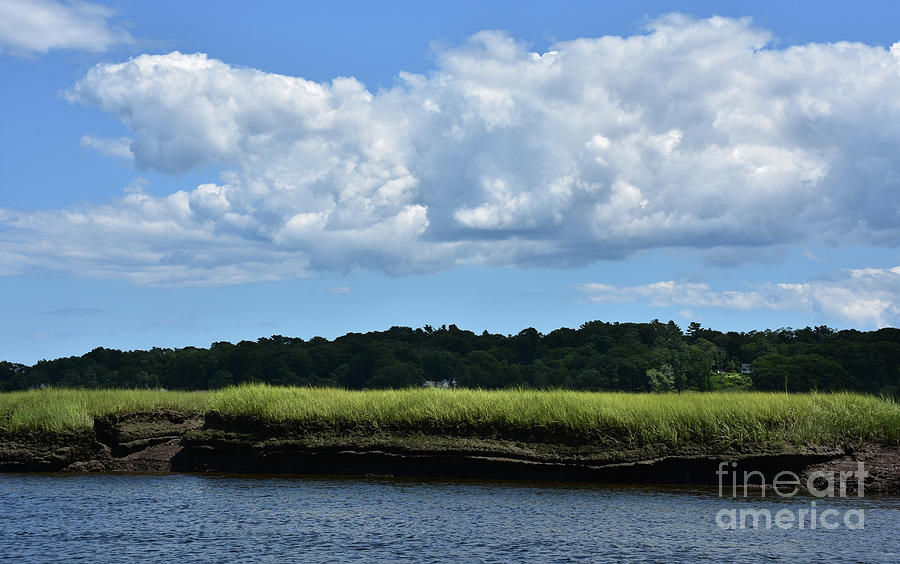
[
  {"left": 0, "top": 411, "right": 202, "bottom": 473},
  {"left": 2, "top": 411, "right": 898, "bottom": 493}
]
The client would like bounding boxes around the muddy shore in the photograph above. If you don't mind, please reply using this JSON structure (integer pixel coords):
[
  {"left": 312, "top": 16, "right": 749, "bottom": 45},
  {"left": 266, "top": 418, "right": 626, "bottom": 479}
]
[{"left": 2, "top": 410, "right": 898, "bottom": 493}]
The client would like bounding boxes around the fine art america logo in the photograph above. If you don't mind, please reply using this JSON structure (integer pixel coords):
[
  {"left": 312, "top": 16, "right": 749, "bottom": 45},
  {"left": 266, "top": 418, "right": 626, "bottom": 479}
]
[{"left": 714, "top": 461, "right": 868, "bottom": 530}]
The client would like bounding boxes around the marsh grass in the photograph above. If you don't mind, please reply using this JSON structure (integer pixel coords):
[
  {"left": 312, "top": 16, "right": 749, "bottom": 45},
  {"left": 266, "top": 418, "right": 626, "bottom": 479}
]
[
  {"left": 0, "top": 388, "right": 210, "bottom": 433},
  {"left": 2, "top": 386, "right": 898, "bottom": 449},
  {"left": 209, "top": 385, "right": 900, "bottom": 448}
]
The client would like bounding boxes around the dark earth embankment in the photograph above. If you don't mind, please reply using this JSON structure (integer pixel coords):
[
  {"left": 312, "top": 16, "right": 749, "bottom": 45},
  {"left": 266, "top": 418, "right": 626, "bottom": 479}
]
[
  {"left": 0, "top": 411, "right": 202, "bottom": 473},
  {"left": 2, "top": 410, "right": 898, "bottom": 493}
]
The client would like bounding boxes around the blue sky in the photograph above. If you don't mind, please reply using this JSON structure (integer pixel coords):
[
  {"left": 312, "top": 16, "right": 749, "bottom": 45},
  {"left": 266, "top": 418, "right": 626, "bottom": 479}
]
[{"left": 1, "top": 0, "right": 899, "bottom": 364}]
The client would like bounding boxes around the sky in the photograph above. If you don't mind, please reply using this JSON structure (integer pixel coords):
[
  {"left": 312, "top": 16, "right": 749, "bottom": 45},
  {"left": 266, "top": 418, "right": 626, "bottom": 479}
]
[{"left": 1, "top": 0, "right": 899, "bottom": 365}]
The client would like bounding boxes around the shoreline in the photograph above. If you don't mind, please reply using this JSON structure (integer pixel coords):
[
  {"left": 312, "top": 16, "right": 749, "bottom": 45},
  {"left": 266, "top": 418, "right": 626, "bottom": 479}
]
[{"left": 2, "top": 410, "right": 898, "bottom": 494}]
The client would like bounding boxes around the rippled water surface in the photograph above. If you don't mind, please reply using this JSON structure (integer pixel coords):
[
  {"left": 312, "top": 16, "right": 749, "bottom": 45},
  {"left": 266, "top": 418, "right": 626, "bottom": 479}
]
[{"left": 1, "top": 474, "right": 898, "bottom": 562}]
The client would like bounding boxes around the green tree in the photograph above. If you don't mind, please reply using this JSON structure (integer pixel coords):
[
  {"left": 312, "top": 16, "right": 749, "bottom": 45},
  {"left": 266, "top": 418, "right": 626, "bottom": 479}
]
[
  {"left": 367, "top": 361, "right": 424, "bottom": 388},
  {"left": 208, "top": 369, "right": 234, "bottom": 389},
  {"left": 646, "top": 364, "right": 675, "bottom": 392}
]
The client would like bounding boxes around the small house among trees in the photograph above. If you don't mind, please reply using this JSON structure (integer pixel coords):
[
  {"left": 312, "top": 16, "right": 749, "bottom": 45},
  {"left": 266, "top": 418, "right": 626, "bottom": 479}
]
[{"left": 423, "top": 379, "right": 457, "bottom": 389}]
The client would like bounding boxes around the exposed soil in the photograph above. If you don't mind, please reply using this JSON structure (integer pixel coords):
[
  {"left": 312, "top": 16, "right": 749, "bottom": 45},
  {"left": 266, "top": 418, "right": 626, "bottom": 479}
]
[
  {"left": 801, "top": 444, "right": 900, "bottom": 495},
  {"left": 0, "top": 411, "right": 201, "bottom": 474},
  {"left": 94, "top": 410, "right": 203, "bottom": 457},
  {"left": 0, "top": 429, "right": 105, "bottom": 472},
  {"left": 1, "top": 410, "right": 898, "bottom": 494}
]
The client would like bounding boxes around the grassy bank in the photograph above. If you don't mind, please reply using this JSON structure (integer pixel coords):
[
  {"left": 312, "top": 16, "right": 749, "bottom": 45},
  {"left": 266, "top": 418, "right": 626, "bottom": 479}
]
[
  {"left": 0, "top": 388, "right": 210, "bottom": 433},
  {"left": 210, "top": 385, "right": 900, "bottom": 448},
  {"left": 2, "top": 386, "right": 899, "bottom": 449}
]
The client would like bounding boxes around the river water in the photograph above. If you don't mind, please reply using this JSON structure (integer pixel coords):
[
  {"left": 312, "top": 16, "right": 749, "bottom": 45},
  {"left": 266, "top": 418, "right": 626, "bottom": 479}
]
[{"left": 1, "top": 474, "right": 897, "bottom": 562}]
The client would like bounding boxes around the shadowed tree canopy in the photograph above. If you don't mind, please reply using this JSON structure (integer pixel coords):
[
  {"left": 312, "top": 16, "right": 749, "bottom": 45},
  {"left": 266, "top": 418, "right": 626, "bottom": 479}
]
[{"left": 2, "top": 323, "right": 898, "bottom": 395}]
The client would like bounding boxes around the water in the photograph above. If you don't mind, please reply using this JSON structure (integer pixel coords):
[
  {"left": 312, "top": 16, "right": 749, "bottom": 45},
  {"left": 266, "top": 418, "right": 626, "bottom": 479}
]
[{"left": 0, "top": 474, "right": 897, "bottom": 563}]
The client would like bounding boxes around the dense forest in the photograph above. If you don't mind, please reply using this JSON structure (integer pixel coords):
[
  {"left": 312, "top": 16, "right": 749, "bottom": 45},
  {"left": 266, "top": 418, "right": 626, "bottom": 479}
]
[{"left": 1, "top": 321, "right": 898, "bottom": 394}]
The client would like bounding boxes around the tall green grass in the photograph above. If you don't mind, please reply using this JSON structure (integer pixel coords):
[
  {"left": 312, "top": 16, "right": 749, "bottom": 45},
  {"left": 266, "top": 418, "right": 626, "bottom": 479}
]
[
  {"left": 0, "top": 388, "right": 210, "bottom": 433},
  {"left": 2, "top": 386, "right": 898, "bottom": 448},
  {"left": 209, "top": 385, "right": 900, "bottom": 448}
]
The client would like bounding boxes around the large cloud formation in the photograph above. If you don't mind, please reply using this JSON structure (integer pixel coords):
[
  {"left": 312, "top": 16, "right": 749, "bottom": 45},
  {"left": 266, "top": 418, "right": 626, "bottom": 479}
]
[{"left": 2, "top": 15, "right": 900, "bottom": 285}]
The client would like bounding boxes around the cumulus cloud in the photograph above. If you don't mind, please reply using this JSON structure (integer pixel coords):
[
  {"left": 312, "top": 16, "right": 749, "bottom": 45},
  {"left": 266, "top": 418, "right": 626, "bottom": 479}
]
[
  {"left": 2, "top": 15, "right": 900, "bottom": 285},
  {"left": 577, "top": 266, "right": 900, "bottom": 328},
  {"left": 0, "top": 0, "right": 132, "bottom": 54}
]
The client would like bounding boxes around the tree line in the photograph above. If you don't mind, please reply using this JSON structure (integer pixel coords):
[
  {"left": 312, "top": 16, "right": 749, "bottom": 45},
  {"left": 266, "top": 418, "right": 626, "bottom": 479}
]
[{"left": 1, "top": 321, "right": 898, "bottom": 394}]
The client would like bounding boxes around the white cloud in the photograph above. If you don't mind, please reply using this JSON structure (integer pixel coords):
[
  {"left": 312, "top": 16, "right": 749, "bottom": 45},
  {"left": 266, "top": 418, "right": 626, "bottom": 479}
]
[
  {"left": 0, "top": 0, "right": 132, "bottom": 54},
  {"left": 577, "top": 281, "right": 778, "bottom": 309},
  {"left": 3, "top": 15, "right": 900, "bottom": 285},
  {"left": 80, "top": 135, "right": 134, "bottom": 162},
  {"left": 803, "top": 249, "right": 826, "bottom": 262},
  {"left": 577, "top": 266, "right": 900, "bottom": 328},
  {"left": 329, "top": 286, "right": 351, "bottom": 295},
  {"left": 678, "top": 309, "right": 695, "bottom": 320}
]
